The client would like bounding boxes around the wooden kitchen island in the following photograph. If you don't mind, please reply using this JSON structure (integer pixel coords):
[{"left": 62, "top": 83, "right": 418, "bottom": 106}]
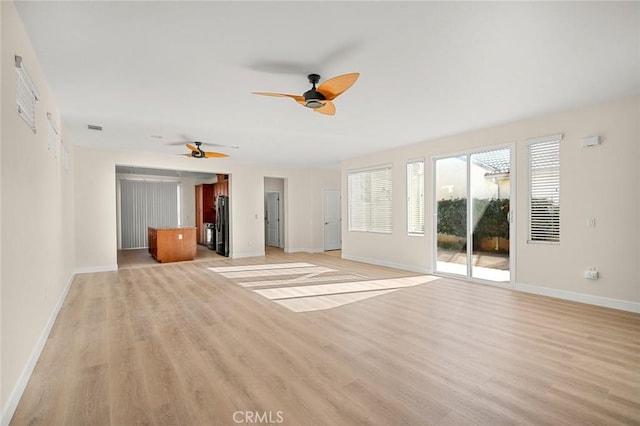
[{"left": 148, "top": 227, "right": 197, "bottom": 263}]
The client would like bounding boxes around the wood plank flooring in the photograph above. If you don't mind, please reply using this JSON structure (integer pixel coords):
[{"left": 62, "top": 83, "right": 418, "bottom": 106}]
[{"left": 11, "top": 249, "right": 640, "bottom": 425}]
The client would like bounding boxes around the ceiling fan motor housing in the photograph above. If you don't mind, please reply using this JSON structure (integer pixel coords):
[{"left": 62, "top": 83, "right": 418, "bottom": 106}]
[{"left": 304, "top": 73, "right": 326, "bottom": 108}]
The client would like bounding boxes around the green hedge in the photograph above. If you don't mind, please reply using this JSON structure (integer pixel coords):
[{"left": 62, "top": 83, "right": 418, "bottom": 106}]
[{"left": 437, "top": 198, "right": 510, "bottom": 239}]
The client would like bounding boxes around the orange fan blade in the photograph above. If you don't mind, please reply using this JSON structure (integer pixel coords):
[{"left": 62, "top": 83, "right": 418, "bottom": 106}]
[
  {"left": 314, "top": 100, "right": 336, "bottom": 116},
  {"left": 181, "top": 154, "right": 192, "bottom": 157},
  {"left": 252, "top": 92, "right": 305, "bottom": 103},
  {"left": 317, "top": 73, "right": 359, "bottom": 100},
  {"left": 186, "top": 143, "right": 198, "bottom": 152},
  {"left": 204, "top": 151, "right": 229, "bottom": 158}
]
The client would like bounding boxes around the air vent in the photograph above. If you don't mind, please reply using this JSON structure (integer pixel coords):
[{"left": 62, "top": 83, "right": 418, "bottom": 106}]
[{"left": 87, "top": 124, "right": 103, "bottom": 131}]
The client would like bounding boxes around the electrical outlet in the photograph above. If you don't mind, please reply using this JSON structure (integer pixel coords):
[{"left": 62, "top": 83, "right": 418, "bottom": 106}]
[
  {"left": 586, "top": 217, "right": 596, "bottom": 228},
  {"left": 584, "top": 268, "right": 599, "bottom": 280},
  {"left": 178, "top": 234, "right": 183, "bottom": 240}
]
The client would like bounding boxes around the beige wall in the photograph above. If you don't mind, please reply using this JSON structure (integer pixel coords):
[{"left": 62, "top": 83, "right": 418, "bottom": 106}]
[
  {"left": 1, "top": 0, "right": 76, "bottom": 417},
  {"left": 342, "top": 97, "right": 640, "bottom": 307}
]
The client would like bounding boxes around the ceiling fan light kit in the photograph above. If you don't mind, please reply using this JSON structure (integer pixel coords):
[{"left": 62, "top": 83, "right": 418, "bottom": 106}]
[
  {"left": 253, "top": 72, "right": 359, "bottom": 116},
  {"left": 182, "top": 141, "right": 229, "bottom": 159},
  {"left": 303, "top": 73, "right": 326, "bottom": 109}
]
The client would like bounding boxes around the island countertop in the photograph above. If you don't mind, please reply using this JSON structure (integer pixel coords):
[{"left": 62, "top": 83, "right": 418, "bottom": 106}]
[{"left": 148, "top": 227, "right": 197, "bottom": 263}]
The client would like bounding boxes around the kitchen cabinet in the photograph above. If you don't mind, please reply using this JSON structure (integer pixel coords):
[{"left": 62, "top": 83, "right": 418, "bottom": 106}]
[
  {"left": 148, "top": 227, "right": 197, "bottom": 263},
  {"left": 195, "top": 183, "right": 214, "bottom": 244}
]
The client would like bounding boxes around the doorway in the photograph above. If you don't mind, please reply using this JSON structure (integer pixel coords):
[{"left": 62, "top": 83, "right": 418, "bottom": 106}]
[
  {"left": 265, "top": 192, "right": 280, "bottom": 247},
  {"left": 434, "top": 145, "right": 513, "bottom": 283},
  {"left": 323, "top": 189, "right": 341, "bottom": 251},
  {"left": 264, "top": 177, "right": 285, "bottom": 249}
]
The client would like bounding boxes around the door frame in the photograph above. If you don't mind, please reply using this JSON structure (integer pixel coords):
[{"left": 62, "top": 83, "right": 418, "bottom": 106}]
[
  {"left": 265, "top": 190, "right": 282, "bottom": 248},
  {"left": 322, "top": 188, "right": 342, "bottom": 251},
  {"left": 431, "top": 142, "right": 516, "bottom": 287}
]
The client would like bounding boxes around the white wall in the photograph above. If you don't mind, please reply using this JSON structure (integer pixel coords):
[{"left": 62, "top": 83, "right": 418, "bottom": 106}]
[
  {"left": 342, "top": 97, "right": 640, "bottom": 310},
  {"left": 73, "top": 145, "right": 340, "bottom": 269},
  {"left": 1, "top": 1, "right": 76, "bottom": 421}
]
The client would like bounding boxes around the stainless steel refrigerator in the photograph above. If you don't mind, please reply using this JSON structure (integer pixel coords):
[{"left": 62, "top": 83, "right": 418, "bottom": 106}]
[{"left": 215, "top": 195, "right": 229, "bottom": 256}]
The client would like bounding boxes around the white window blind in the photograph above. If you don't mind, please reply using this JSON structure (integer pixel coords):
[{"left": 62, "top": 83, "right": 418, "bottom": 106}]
[
  {"left": 348, "top": 166, "right": 392, "bottom": 233},
  {"left": 15, "top": 55, "right": 39, "bottom": 132},
  {"left": 407, "top": 159, "right": 424, "bottom": 235},
  {"left": 120, "top": 180, "right": 179, "bottom": 249},
  {"left": 528, "top": 135, "right": 561, "bottom": 243}
]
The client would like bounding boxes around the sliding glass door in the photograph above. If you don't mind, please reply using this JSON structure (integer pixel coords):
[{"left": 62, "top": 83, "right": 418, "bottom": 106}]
[
  {"left": 434, "top": 155, "right": 468, "bottom": 276},
  {"left": 434, "top": 146, "right": 512, "bottom": 283}
]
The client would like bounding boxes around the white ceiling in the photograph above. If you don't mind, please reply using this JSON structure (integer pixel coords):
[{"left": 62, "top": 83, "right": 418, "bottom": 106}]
[{"left": 15, "top": 1, "right": 640, "bottom": 169}]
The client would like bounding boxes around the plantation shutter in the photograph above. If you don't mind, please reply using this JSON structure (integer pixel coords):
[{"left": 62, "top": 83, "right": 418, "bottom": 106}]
[
  {"left": 407, "top": 160, "right": 424, "bottom": 235},
  {"left": 348, "top": 166, "right": 393, "bottom": 233},
  {"left": 15, "top": 55, "right": 39, "bottom": 132},
  {"left": 528, "top": 135, "right": 561, "bottom": 243}
]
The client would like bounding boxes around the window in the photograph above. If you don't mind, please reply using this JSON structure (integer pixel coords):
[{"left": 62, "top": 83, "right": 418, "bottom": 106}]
[
  {"left": 15, "top": 55, "right": 39, "bottom": 132},
  {"left": 528, "top": 134, "right": 561, "bottom": 243},
  {"left": 407, "top": 159, "right": 424, "bottom": 235},
  {"left": 348, "top": 165, "right": 392, "bottom": 233}
]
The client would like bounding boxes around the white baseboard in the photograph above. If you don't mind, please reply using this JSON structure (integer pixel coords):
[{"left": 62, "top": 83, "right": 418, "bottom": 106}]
[
  {"left": 74, "top": 264, "right": 118, "bottom": 274},
  {"left": 1, "top": 273, "right": 75, "bottom": 426},
  {"left": 231, "top": 250, "right": 265, "bottom": 259},
  {"left": 284, "top": 247, "right": 324, "bottom": 254},
  {"left": 341, "top": 254, "right": 433, "bottom": 275},
  {"left": 515, "top": 282, "right": 640, "bottom": 313}
]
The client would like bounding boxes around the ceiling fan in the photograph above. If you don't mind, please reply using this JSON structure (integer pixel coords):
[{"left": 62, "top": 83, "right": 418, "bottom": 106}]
[
  {"left": 253, "top": 72, "right": 360, "bottom": 116},
  {"left": 181, "top": 141, "right": 230, "bottom": 159}
]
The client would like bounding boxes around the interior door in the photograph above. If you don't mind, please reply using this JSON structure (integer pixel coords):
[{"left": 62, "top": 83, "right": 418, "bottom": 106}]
[
  {"left": 323, "top": 189, "right": 341, "bottom": 251},
  {"left": 265, "top": 192, "right": 280, "bottom": 247}
]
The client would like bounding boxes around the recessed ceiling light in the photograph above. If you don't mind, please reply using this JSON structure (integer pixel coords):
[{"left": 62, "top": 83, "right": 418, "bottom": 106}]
[{"left": 87, "top": 124, "right": 103, "bottom": 131}]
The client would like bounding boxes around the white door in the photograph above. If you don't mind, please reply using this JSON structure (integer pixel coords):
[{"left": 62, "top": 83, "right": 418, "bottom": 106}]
[
  {"left": 266, "top": 192, "right": 280, "bottom": 247},
  {"left": 323, "top": 189, "right": 341, "bottom": 251}
]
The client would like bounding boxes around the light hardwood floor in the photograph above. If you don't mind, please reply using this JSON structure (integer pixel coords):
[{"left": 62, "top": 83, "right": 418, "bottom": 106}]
[
  {"left": 117, "top": 244, "right": 224, "bottom": 270},
  {"left": 11, "top": 249, "right": 640, "bottom": 425}
]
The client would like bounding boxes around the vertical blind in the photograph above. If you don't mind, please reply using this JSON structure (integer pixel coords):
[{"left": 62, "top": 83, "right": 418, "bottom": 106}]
[
  {"left": 121, "top": 180, "right": 179, "bottom": 249},
  {"left": 348, "top": 166, "right": 392, "bottom": 233},
  {"left": 528, "top": 137, "right": 561, "bottom": 242},
  {"left": 407, "top": 160, "right": 425, "bottom": 235}
]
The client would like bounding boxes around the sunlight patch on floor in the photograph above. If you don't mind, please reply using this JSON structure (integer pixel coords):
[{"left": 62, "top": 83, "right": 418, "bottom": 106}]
[
  {"left": 254, "top": 276, "right": 440, "bottom": 300},
  {"left": 273, "top": 289, "right": 399, "bottom": 313},
  {"left": 208, "top": 262, "right": 439, "bottom": 312},
  {"left": 209, "top": 262, "right": 315, "bottom": 273},
  {"left": 238, "top": 274, "right": 364, "bottom": 288}
]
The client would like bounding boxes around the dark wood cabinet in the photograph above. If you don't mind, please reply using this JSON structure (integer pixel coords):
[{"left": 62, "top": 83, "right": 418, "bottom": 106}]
[
  {"left": 213, "top": 175, "right": 229, "bottom": 199},
  {"left": 195, "top": 183, "right": 214, "bottom": 244},
  {"left": 195, "top": 177, "right": 229, "bottom": 245},
  {"left": 148, "top": 227, "right": 197, "bottom": 263}
]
